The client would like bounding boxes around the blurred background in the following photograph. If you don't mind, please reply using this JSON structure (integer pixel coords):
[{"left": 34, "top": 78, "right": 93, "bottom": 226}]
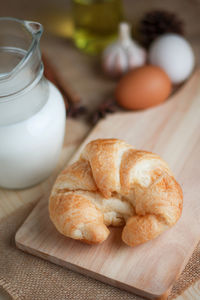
[
  {"left": 0, "top": 0, "right": 199, "bottom": 57},
  {"left": 1, "top": 0, "right": 199, "bottom": 112}
]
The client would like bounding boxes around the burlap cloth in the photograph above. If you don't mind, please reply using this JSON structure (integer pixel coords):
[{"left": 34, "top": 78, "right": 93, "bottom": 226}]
[{"left": 0, "top": 201, "right": 199, "bottom": 300}]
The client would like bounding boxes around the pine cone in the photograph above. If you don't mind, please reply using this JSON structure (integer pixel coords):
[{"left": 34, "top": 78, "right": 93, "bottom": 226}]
[{"left": 138, "top": 10, "right": 184, "bottom": 48}]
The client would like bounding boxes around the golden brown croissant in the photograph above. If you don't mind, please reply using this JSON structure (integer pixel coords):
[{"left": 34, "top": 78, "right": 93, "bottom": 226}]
[{"left": 49, "top": 139, "right": 183, "bottom": 247}]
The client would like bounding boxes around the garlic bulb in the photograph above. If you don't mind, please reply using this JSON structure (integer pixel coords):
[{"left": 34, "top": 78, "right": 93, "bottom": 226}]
[{"left": 102, "top": 22, "right": 146, "bottom": 77}]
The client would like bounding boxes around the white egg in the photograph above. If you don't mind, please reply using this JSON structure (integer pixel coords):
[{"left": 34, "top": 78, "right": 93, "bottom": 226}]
[{"left": 149, "top": 34, "right": 195, "bottom": 84}]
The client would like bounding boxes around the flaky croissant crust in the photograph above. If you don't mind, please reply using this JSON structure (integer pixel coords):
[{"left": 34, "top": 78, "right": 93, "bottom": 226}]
[{"left": 49, "top": 139, "right": 183, "bottom": 247}]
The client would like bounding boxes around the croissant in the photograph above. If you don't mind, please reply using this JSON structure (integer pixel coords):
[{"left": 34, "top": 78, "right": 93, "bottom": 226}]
[{"left": 49, "top": 139, "right": 183, "bottom": 247}]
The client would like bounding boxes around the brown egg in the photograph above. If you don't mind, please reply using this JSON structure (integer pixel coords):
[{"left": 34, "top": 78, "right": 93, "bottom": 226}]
[{"left": 115, "top": 65, "right": 172, "bottom": 110}]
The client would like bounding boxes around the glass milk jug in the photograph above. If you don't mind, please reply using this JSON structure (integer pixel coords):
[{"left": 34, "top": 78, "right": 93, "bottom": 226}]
[{"left": 0, "top": 17, "right": 66, "bottom": 189}]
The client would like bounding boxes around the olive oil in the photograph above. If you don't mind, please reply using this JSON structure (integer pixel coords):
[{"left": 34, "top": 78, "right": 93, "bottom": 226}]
[{"left": 72, "top": 0, "right": 123, "bottom": 55}]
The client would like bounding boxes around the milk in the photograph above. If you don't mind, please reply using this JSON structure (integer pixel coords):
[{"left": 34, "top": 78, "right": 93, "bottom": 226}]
[
  {"left": 0, "top": 81, "right": 66, "bottom": 189},
  {"left": 0, "top": 18, "right": 66, "bottom": 189}
]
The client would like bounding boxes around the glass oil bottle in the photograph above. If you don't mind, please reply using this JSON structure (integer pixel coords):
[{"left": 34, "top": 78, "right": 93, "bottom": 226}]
[{"left": 72, "top": 0, "right": 123, "bottom": 55}]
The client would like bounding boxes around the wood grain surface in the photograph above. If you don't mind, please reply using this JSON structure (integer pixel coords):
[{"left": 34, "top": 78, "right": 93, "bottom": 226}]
[{"left": 15, "top": 70, "right": 200, "bottom": 300}]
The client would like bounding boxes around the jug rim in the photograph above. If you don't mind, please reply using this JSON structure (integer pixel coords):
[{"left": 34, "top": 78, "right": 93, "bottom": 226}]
[{"left": 0, "top": 17, "right": 43, "bottom": 82}]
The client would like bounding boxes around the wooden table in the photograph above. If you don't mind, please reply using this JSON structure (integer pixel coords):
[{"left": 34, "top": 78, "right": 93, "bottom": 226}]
[{"left": 0, "top": 0, "right": 200, "bottom": 299}]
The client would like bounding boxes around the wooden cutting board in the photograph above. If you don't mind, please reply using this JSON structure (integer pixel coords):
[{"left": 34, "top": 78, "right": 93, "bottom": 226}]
[{"left": 16, "top": 70, "right": 200, "bottom": 300}]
